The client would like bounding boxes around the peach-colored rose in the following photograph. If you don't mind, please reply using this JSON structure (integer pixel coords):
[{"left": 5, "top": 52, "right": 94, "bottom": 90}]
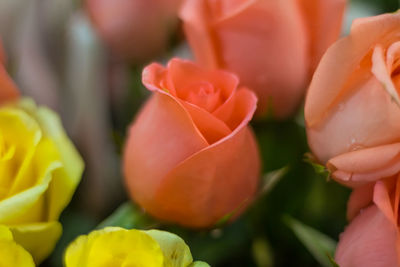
[
  {"left": 86, "top": 0, "right": 182, "bottom": 63},
  {"left": 297, "top": 0, "right": 346, "bottom": 71},
  {"left": 305, "top": 12, "right": 400, "bottom": 184},
  {"left": 123, "top": 58, "right": 260, "bottom": 228},
  {"left": 180, "top": 0, "right": 345, "bottom": 118},
  {"left": 304, "top": 12, "right": 400, "bottom": 266},
  {"left": 335, "top": 175, "right": 400, "bottom": 267}
]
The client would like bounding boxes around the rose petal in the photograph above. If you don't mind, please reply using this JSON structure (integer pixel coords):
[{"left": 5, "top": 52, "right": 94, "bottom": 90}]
[
  {"left": 307, "top": 76, "right": 400, "bottom": 163},
  {"left": 371, "top": 45, "right": 400, "bottom": 105},
  {"left": 143, "top": 230, "right": 193, "bottom": 267},
  {"left": 373, "top": 180, "right": 397, "bottom": 225},
  {"left": 305, "top": 12, "right": 400, "bottom": 127},
  {"left": 335, "top": 205, "right": 400, "bottom": 267},
  {"left": 181, "top": 101, "right": 231, "bottom": 144},
  {"left": 123, "top": 93, "right": 209, "bottom": 211},
  {"left": 211, "top": 0, "right": 308, "bottom": 118},
  {"left": 206, "top": 0, "right": 258, "bottom": 23},
  {"left": 168, "top": 58, "right": 237, "bottom": 103},
  {"left": 297, "top": 0, "right": 346, "bottom": 70},
  {"left": 180, "top": 0, "right": 221, "bottom": 68},
  {"left": 182, "top": 0, "right": 308, "bottom": 118},
  {"left": 0, "top": 239, "right": 35, "bottom": 267},
  {"left": 347, "top": 183, "right": 374, "bottom": 220},
  {"left": 86, "top": 0, "right": 180, "bottom": 62},
  {"left": 10, "top": 221, "right": 62, "bottom": 264},
  {"left": 213, "top": 87, "right": 257, "bottom": 131},
  {"left": 394, "top": 176, "right": 400, "bottom": 221},
  {"left": 142, "top": 62, "right": 176, "bottom": 95},
  {"left": 27, "top": 104, "right": 84, "bottom": 220},
  {"left": 327, "top": 143, "right": 400, "bottom": 187},
  {"left": 386, "top": 41, "right": 400, "bottom": 70},
  {"left": 152, "top": 126, "right": 260, "bottom": 227},
  {"left": 0, "top": 161, "right": 60, "bottom": 223},
  {"left": 150, "top": 88, "right": 257, "bottom": 227}
]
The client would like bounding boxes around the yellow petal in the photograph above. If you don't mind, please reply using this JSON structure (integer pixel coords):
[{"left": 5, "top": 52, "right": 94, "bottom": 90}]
[
  {"left": 9, "top": 133, "right": 60, "bottom": 197},
  {"left": 0, "top": 225, "right": 35, "bottom": 267},
  {"left": 65, "top": 227, "right": 164, "bottom": 267},
  {"left": 17, "top": 99, "right": 84, "bottom": 220},
  {"left": 10, "top": 221, "right": 62, "bottom": 264},
  {"left": 0, "top": 161, "right": 59, "bottom": 223},
  {"left": 0, "top": 225, "right": 13, "bottom": 241},
  {"left": 143, "top": 230, "right": 193, "bottom": 267},
  {"left": 0, "top": 98, "right": 82, "bottom": 264},
  {"left": 0, "top": 108, "right": 41, "bottom": 199},
  {"left": 65, "top": 227, "right": 120, "bottom": 266},
  {"left": 0, "top": 239, "right": 35, "bottom": 267}
]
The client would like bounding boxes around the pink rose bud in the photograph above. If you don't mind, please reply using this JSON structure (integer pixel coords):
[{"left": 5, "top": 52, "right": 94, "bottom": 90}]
[
  {"left": 123, "top": 58, "right": 260, "bottom": 228},
  {"left": 180, "top": 0, "right": 345, "bottom": 118},
  {"left": 86, "top": 0, "right": 182, "bottom": 63}
]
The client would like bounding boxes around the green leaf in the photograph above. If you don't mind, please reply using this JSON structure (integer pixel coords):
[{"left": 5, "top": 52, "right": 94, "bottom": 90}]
[
  {"left": 214, "top": 197, "right": 251, "bottom": 228},
  {"left": 252, "top": 238, "right": 274, "bottom": 267},
  {"left": 260, "top": 166, "right": 289, "bottom": 195},
  {"left": 96, "top": 202, "right": 156, "bottom": 230},
  {"left": 304, "top": 153, "right": 331, "bottom": 180},
  {"left": 284, "top": 215, "right": 337, "bottom": 267},
  {"left": 328, "top": 254, "right": 340, "bottom": 267}
]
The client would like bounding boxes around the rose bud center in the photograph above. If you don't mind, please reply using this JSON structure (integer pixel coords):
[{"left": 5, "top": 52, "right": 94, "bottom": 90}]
[{"left": 183, "top": 81, "right": 223, "bottom": 112}]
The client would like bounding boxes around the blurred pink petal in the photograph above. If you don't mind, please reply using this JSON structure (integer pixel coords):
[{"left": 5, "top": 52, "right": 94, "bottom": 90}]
[{"left": 336, "top": 205, "right": 400, "bottom": 267}]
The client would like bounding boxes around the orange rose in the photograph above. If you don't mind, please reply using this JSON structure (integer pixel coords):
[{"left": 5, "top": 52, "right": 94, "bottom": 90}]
[
  {"left": 305, "top": 12, "right": 400, "bottom": 266},
  {"left": 334, "top": 174, "right": 400, "bottom": 267},
  {"left": 180, "top": 0, "right": 345, "bottom": 118},
  {"left": 123, "top": 58, "right": 260, "bottom": 228},
  {"left": 0, "top": 41, "right": 19, "bottom": 103},
  {"left": 297, "top": 0, "right": 347, "bottom": 71},
  {"left": 306, "top": 12, "right": 400, "bottom": 184},
  {"left": 86, "top": 0, "right": 182, "bottom": 63}
]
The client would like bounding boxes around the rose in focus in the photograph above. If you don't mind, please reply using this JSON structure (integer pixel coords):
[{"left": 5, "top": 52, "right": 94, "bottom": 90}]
[
  {"left": 305, "top": 12, "right": 400, "bottom": 183},
  {"left": 0, "top": 98, "right": 83, "bottom": 263},
  {"left": 181, "top": 0, "right": 346, "bottom": 118},
  {"left": 123, "top": 58, "right": 260, "bottom": 228},
  {"left": 65, "top": 227, "right": 209, "bottom": 267},
  {"left": 86, "top": 0, "right": 182, "bottom": 63},
  {"left": 304, "top": 12, "right": 400, "bottom": 266}
]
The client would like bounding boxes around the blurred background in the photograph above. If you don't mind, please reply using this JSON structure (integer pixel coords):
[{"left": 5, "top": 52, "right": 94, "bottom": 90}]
[{"left": 0, "top": 0, "right": 398, "bottom": 266}]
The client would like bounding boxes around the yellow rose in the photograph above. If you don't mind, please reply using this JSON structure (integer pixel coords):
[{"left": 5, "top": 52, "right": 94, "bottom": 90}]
[
  {"left": 65, "top": 227, "right": 210, "bottom": 267},
  {"left": 0, "top": 98, "right": 84, "bottom": 263},
  {"left": 0, "top": 225, "right": 35, "bottom": 267}
]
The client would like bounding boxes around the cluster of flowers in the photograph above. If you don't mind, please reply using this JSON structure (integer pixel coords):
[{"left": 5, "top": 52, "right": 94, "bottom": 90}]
[
  {"left": 0, "top": 39, "right": 208, "bottom": 266},
  {"left": 121, "top": 0, "right": 346, "bottom": 228}
]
